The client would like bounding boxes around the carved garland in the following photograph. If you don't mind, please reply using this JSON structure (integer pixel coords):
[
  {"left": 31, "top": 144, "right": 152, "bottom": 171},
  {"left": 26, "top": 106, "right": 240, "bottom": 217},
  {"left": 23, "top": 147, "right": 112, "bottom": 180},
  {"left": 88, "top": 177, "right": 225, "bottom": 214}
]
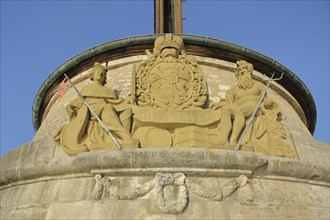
[{"left": 91, "top": 173, "right": 252, "bottom": 215}]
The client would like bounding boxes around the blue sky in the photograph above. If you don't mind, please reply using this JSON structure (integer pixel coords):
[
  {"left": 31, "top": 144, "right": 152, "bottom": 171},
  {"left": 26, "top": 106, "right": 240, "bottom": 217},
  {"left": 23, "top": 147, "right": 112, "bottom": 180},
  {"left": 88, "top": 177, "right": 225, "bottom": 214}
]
[{"left": 1, "top": 0, "right": 329, "bottom": 156}]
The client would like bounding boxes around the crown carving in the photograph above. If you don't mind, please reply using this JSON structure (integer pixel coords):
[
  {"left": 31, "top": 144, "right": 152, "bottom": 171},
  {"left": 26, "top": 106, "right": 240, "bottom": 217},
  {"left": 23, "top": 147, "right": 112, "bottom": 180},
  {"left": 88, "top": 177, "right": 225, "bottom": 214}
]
[{"left": 154, "top": 34, "right": 184, "bottom": 54}]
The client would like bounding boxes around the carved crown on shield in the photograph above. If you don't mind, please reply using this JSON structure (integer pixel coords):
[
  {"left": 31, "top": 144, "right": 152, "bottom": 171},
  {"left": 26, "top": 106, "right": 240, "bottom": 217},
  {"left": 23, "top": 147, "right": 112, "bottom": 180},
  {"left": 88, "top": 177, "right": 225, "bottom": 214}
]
[
  {"left": 153, "top": 34, "right": 184, "bottom": 55},
  {"left": 131, "top": 35, "right": 208, "bottom": 110}
]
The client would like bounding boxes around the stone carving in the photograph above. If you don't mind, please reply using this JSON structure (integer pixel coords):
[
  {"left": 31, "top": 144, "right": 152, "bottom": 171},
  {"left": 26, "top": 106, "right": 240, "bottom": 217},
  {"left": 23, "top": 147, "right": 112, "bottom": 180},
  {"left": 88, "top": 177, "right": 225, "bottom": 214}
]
[
  {"left": 218, "top": 60, "right": 266, "bottom": 147},
  {"left": 130, "top": 35, "right": 220, "bottom": 148},
  {"left": 133, "top": 34, "right": 207, "bottom": 110},
  {"left": 54, "top": 35, "right": 296, "bottom": 158},
  {"left": 260, "top": 99, "right": 296, "bottom": 157},
  {"left": 92, "top": 173, "right": 154, "bottom": 200},
  {"left": 155, "top": 173, "right": 188, "bottom": 214},
  {"left": 241, "top": 98, "right": 296, "bottom": 158},
  {"left": 215, "top": 60, "right": 296, "bottom": 157},
  {"left": 54, "top": 62, "right": 139, "bottom": 155},
  {"left": 186, "top": 175, "right": 249, "bottom": 201},
  {"left": 91, "top": 173, "right": 251, "bottom": 215}
]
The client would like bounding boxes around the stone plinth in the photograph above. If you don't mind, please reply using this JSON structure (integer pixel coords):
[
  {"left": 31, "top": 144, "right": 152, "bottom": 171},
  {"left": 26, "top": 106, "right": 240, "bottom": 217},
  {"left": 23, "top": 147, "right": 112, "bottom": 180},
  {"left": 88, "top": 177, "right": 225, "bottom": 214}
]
[{"left": 1, "top": 135, "right": 329, "bottom": 219}]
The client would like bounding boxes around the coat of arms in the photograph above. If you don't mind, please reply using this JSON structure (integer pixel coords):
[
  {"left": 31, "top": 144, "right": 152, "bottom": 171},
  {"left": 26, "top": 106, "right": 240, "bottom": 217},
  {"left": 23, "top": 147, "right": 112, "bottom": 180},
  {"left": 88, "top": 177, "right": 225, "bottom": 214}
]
[{"left": 134, "top": 35, "right": 207, "bottom": 110}]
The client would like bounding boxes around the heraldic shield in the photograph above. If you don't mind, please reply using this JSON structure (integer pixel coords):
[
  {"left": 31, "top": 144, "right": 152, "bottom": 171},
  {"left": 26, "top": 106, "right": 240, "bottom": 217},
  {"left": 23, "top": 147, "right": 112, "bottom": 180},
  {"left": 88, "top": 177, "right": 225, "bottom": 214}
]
[
  {"left": 129, "top": 35, "right": 218, "bottom": 148},
  {"left": 134, "top": 34, "right": 208, "bottom": 110}
]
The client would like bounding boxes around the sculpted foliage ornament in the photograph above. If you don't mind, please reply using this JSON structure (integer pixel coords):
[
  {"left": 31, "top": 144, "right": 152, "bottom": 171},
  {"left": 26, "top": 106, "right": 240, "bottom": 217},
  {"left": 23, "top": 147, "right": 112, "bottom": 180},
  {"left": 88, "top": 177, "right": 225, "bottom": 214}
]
[
  {"left": 91, "top": 173, "right": 252, "bottom": 215},
  {"left": 54, "top": 34, "right": 296, "bottom": 158}
]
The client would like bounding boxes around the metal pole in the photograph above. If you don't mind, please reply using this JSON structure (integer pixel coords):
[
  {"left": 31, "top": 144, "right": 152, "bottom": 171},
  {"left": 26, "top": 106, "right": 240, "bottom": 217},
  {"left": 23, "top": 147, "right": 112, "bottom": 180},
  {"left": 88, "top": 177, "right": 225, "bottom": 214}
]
[
  {"left": 64, "top": 74, "right": 122, "bottom": 150},
  {"left": 235, "top": 73, "right": 277, "bottom": 151}
]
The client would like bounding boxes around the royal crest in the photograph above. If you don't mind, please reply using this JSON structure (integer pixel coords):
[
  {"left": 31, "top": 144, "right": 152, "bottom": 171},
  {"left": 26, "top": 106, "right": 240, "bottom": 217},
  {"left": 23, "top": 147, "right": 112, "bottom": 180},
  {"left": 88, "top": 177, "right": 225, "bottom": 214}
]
[{"left": 134, "top": 35, "right": 207, "bottom": 110}]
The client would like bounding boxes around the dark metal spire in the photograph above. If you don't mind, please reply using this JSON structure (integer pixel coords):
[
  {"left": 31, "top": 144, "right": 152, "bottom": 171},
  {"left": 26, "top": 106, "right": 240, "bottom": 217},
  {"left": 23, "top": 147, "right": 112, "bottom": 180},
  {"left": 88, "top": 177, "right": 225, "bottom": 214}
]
[{"left": 154, "top": 0, "right": 182, "bottom": 34}]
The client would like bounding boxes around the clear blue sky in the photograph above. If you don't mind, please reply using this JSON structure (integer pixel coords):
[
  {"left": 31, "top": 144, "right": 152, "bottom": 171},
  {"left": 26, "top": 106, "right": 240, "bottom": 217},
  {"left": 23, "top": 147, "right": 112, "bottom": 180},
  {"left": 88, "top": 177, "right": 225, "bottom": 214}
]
[{"left": 1, "top": 1, "right": 329, "bottom": 156}]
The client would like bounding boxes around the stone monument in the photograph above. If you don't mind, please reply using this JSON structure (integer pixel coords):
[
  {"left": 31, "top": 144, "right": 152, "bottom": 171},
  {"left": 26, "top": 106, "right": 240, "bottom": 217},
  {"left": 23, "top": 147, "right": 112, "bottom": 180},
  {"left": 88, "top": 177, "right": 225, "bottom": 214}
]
[{"left": 1, "top": 1, "right": 329, "bottom": 219}]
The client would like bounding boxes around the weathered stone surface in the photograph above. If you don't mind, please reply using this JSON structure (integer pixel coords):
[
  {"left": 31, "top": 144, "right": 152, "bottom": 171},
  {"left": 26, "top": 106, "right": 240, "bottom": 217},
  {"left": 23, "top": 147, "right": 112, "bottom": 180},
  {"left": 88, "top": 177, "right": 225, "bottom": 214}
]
[
  {"left": 38, "top": 179, "right": 62, "bottom": 204},
  {"left": 45, "top": 201, "right": 114, "bottom": 219},
  {"left": 1, "top": 146, "right": 329, "bottom": 187},
  {"left": 1, "top": 135, "right": 56, "bottom": 184},
  {"left": 0, "top": 146, "right": 22, "bottom": 184},
  {"left": 18, "top": 182, "right": 45, "bottom": 206},
  {"left": 2, "top": 204, "right": 48, "bottom": 220},
  {"left": 1, "top": 167, "right": 329, "bottom": 219},
  {"left": 181, "top": 195, "right": 229, "bottom": 219},
  {"left": 250, "top": 178, "right": 330, "bottom": 208},
  {"left": 57, "top": 178, "right": 90, "bottom": 202},
  {"left": 1, "top": 48, "right": 329, "bottom": 219},
  {"left": 226, "top": 203, "right": 329, "bottom": 219}
]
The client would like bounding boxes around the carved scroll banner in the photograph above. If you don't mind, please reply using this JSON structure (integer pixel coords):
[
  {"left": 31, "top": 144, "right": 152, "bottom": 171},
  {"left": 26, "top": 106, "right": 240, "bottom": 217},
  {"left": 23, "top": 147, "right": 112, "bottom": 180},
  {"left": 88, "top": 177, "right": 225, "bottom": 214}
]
[{"left": 134, "top": 109, "right": 221, "bottom": 127}]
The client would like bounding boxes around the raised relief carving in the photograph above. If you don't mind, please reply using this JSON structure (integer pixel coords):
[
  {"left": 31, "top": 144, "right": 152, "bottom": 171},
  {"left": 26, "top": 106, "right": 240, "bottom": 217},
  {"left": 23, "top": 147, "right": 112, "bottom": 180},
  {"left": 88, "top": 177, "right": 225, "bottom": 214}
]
[
  {"left": 131, "top": 35, "right": 220, "bottom": 148},
  {"left": 54, "top": 35, "right": 296, "bottom": 158},
  {"left": 92, "top": 173, "right": 154, "bottom": 200},
  {"left": 218, "top": 60, "right": 266, "bottom": 147},
  {"left": 241, "top": 97, "right": 296, "bottom": 158},
  {"left": 134, "top": 34, "right": 207, "bottom": 110},
  {"left": 186, "top": 175, "right": 251, "bottom": 201},
  {"left": 91, "top": 173, "right": 251, "bottom": 215},
  {"left": 54, "top": 63, "right": 139, "bottom": 155},
  {"left": 155, "top": 173, "right": 188, "bottom": 214},
  {"left": 216, "top": 60, "right": 296, "bottom": 157}
]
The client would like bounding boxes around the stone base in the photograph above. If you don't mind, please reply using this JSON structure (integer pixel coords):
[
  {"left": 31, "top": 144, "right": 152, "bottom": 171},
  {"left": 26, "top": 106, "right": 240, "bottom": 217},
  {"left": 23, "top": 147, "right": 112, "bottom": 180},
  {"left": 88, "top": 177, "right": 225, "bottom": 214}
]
[{"left": 1, "top": 136, "right": 329, "bottom": 219}]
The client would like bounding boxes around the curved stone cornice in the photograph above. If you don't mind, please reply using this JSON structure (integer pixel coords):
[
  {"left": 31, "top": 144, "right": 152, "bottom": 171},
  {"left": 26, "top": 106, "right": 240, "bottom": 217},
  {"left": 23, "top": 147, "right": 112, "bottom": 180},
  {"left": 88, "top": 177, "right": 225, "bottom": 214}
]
[{"left": 1, "top": 148, "right": 329, "bottom": 190}]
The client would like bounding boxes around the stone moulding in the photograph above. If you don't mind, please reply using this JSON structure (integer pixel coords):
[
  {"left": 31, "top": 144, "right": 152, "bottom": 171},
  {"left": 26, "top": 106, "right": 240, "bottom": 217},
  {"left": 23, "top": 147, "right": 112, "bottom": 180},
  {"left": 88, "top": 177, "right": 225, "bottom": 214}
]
[{"left": 1, "top": 148, "right": 329, "bottom": 189}]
